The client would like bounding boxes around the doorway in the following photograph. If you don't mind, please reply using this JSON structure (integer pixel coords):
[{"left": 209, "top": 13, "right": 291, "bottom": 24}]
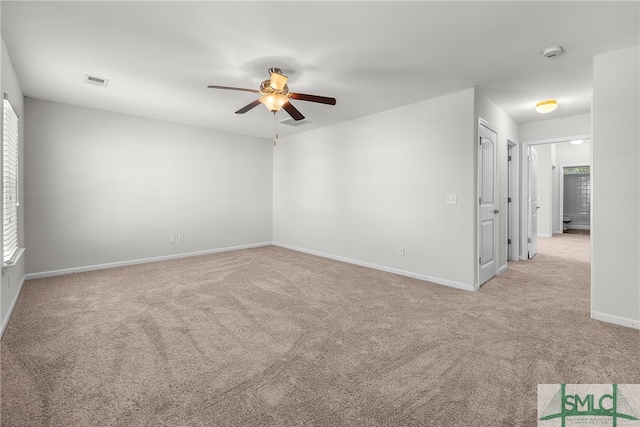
[
  {"left": 561, "top": 165, "right": 591, "bottom": 233},
  {"left": 520, "top": 134, "right": 591, "bottom": 259}
]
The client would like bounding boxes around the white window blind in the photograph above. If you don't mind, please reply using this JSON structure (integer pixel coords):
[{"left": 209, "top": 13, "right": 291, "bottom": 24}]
[{"left": 3, "top": 97, "right": 19, "bottom": 264}]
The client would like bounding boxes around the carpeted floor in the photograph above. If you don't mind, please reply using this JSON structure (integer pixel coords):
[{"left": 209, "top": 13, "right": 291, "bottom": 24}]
[{"left": 1, "top": 235, "right": 638, "bottom": 426}]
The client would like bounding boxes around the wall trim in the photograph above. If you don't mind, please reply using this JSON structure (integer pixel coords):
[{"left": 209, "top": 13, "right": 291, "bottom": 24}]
[
  {"left": 1, "top": 274, "right": 27, "bottom": 339},
  {"left": 591, "top": 311, "right": 640, "bottom": 330},
  {"left": 24, "top": 242, "right": 272, "bottom": 280},
  {"left": 273, "top": 242, "right": 477, "bottom": 292},
  {"left": 537, "top": 233, "right": 553, "bottom": 238}
]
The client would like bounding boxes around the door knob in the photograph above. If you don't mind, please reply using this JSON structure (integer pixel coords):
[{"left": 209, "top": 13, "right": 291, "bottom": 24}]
[{"left": 493, "top": 209, "right": 499, "bottom": 214}]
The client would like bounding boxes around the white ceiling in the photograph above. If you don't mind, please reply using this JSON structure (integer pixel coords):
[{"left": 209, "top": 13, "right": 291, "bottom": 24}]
[{"left": 2, "top": 1, "right": 639, "bottom": 139}]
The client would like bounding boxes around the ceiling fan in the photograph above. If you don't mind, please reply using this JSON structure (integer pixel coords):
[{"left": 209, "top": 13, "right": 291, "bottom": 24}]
[{"left": 207, "top": 68, "right": 336, "bottom": 121}]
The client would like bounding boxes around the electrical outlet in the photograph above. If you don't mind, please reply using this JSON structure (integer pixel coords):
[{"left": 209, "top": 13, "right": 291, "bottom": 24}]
[
  {"left": 178, "top": 234, "right": 184, "bottom": 242},
  {"left": 446, "top": 194, "right": 457, "bottom": 205},
  {"left": 170, "top": 235, "right": 176, "bottom": 243},
  {"left": 399, "top": 247, "right": 405, "bottom": 257}
]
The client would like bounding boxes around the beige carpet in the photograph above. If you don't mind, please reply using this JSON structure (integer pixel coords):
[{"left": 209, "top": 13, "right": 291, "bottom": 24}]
[{"left": 2, "top": 235, "right": 639, "bottom": 426}]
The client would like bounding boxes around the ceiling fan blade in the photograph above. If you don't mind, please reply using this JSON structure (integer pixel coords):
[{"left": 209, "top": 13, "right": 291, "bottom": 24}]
[
  {"left": 235, "top": 99, "right": 262, "bottom": 114},
  {"left": 208, "top": 85, "right": 259, "bottom": 94},
  {"left": 289, "top": 92, "right": 336, "bottom": 105},
  {"left": 282, "top": 102, "right": 305, "bottom": 121}
]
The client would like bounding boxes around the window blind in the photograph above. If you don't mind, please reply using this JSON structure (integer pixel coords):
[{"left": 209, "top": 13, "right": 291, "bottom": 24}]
[{"left": 3, "top": 97, "right": 19, "bottom": 264}]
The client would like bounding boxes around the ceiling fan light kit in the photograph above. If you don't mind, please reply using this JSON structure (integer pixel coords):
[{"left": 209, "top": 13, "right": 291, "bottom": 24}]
[
  {"left": 259, "top": 93, "right": 289, "bottom": 112},
  {"left": 267, "top": 68, "right": 288, "bottom": 91}
]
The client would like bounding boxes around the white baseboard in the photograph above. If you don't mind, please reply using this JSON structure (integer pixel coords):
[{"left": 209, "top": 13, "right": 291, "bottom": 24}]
[
  {"left": 1, "top": 274, "right": 27, "bottom": 339},
  {"left": 25, "top": 242, "right": 273, "bottom": 280},
  {"left": 498, "top": 264, "right": 508, "bottom": 275},
  {"left": 591, "top": 311, "right": 640, "bottom": 330},
  {"left": 537, "top": 233, "right": 553, "bottom": 238},
  {"left": 273, "top": 242, "right": 477, "bottom": 292}
]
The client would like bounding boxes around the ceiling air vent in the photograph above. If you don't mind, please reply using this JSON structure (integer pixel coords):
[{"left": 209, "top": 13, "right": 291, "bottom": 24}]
[
  {"left": 279, "top": 117, "right": 311, "bottom": 127},
  {"left": 84, "top": 74, "right": 109, "bottom": 88}
]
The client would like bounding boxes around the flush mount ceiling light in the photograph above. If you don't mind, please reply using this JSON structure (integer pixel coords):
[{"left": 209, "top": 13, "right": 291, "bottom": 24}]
[{"left": 536, "top": 99, "right": 558, "bottom": 114}]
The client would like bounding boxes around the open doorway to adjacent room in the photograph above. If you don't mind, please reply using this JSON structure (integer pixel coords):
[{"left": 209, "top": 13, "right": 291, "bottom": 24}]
[{"left": 519, "top": 135, "right": 591, "bottom": 260}]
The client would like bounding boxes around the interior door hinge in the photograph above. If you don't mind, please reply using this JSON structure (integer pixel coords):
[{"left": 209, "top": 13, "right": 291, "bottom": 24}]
[
  {"left": 528, "top": 238, "right": 532, "bottom": 243},
  {"left": 479, "top": 197, "right": 482, "bottom": 205},
  {"left": 508, "top": 155, "right": 512, "bottom": 161},
  {"left": 479, "top": 257, "right": 482, "bottom": 265},
  {"left": 479, "top": 137, "right": 482, "bottom": 145},
  {"left": 527, "top": 155, "right": 531, "bottom": 162},
  {"left": 508, "top": 197, "right": 512, "bottom": 203},
  {"left": 508, "top": 239, "right": 512, "bottom": 245}
]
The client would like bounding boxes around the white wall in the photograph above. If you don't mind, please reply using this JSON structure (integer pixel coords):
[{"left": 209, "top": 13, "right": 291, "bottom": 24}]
[
  {"left": 474, "top": 91, "right": 520, "bottom": 269},
  {"left": 555, "top": 140, "right": 591, "bottom": 167},
  {"left": 274, "top": 89, "right": 477, "bottom": 289},
  {"left": 520, "top": 114, "right": 591, "bottom": 142},
  {"left": 1, "top": 36, "right": 26, "bottom": 335},
  {"left": 25, "top": 98, "right": 273, "bottom": 275},
  {"left": 591, "top": 45, "right": 640, "bottom": 328}
]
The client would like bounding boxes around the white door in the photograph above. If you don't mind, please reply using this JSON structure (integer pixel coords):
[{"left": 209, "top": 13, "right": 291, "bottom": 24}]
[
  {"left": 507, "top": 143, "right": 515, "bottom": 261},
  {"left": 478, "top": 123, "right": 498, "bottom": 285},
  {"left": 527, "top": 146, "right": 538, "bottom": 259}
]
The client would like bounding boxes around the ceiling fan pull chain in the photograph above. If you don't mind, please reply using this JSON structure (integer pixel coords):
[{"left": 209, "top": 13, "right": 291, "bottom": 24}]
[{"left": 273, "top": 111, "right": 279, "bottom": 146}]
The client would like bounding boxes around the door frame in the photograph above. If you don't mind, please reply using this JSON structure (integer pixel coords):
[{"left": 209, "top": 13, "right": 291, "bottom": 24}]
[{"left": 520, "top": 134, "right": 590, "bottom": 259}]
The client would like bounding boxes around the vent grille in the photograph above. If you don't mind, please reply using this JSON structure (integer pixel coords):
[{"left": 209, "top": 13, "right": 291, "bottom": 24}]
[
  {"left": 84, "top": 74, "right": 109, "bottom": 87},
  {"left": 279, "top": 117, "right": 311, "bottom": 127}
]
